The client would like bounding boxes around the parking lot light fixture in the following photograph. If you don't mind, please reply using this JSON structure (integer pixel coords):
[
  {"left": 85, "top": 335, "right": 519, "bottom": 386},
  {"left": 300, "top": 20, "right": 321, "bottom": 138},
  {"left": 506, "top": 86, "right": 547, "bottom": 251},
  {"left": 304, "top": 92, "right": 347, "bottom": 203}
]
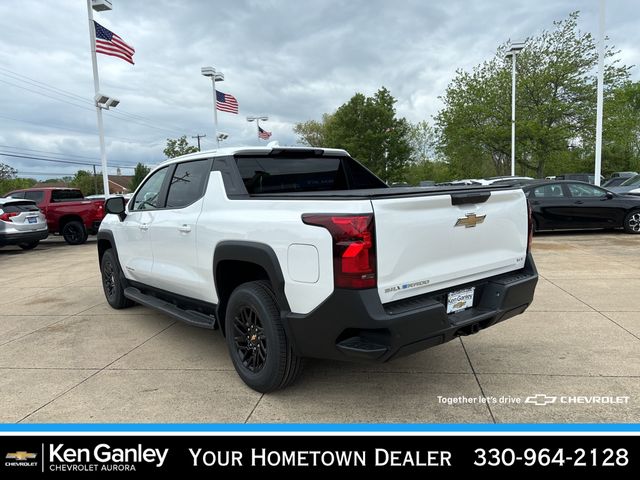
[
  {"left": 246, "top": 115, "right": 268, "bottom": 145},
  {"left": 94, "top": 93, "right": 120, "bottom": 110}
]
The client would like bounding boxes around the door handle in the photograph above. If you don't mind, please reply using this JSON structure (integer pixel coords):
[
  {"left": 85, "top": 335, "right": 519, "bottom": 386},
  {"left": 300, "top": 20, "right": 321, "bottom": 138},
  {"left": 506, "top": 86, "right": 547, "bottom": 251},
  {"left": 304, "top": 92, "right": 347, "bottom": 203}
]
[
  {"left": 178, "top": 224, "right": 191, "bottom": 233},
  {"left": 139, "top": 223, "right": 149, "bottom": 231}
]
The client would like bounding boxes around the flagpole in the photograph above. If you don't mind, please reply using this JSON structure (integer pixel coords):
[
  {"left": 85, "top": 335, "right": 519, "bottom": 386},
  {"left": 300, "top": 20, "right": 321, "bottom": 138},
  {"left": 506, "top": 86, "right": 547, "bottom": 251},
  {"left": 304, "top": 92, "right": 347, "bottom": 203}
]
[
  {"left": 87, "top": 0, "right": 111, "bottom": 198},
  {"left": 212, "top": 78, "right": 220, "bottom": 148}
]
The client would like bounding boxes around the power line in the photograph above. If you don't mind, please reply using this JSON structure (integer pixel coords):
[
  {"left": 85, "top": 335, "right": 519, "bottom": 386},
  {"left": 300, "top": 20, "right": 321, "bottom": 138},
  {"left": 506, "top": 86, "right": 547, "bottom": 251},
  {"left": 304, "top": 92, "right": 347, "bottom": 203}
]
[
  {"left": 0, "top": 151, "right": 136, "bottom": 169},
  {"left": 0, "top": 144, "right": 124, "bottom": 163},
  {"left": 0, "top": 114, "right": 159, "bottom": 144},
  {"left": 0, "top": 67, "right": 209, "bottom": 139}
]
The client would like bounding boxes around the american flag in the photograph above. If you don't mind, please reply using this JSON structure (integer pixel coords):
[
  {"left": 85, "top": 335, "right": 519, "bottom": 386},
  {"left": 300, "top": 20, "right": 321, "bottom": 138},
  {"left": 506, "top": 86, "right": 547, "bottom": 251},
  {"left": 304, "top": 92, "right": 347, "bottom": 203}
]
[
  {"left": 258, "top": 127, "right": 272, "bottom": 140},
  {"left": 216, "top": 91, "right": 238, "bottom": 114},
  {"left": 94, "top": 21, "right": 135, "bottom": 65}
]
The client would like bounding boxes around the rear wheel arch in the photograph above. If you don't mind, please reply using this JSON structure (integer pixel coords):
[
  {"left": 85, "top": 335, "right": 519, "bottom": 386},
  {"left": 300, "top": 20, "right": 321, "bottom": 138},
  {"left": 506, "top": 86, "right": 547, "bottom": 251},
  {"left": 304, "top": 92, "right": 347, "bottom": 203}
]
[{"left": 213, "top": 241, "right": 290, "bottom": 336}]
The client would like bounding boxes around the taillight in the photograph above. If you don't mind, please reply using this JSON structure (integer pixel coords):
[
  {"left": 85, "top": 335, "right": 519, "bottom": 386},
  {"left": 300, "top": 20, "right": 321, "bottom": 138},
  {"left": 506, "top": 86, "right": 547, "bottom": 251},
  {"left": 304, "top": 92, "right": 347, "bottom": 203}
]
[
  {"left": 95, "top": 201, "right": 105, "bottom": 218},
  {"left": 527, "top": 200, "right": 533, "bottom": 254},
  {"left": 0, "top": 212, "right": 19, "bottom": 222},
  {"left": 302, "top": 214, "right": 376, "bottom": 289}
]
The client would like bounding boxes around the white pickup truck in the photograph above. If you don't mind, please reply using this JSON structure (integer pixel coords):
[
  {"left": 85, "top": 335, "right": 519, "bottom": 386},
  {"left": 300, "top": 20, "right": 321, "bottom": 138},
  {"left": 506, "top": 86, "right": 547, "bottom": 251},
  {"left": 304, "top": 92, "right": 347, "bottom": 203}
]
[{"left": 98, "top": 145, "right": 538, "bottom": 392}]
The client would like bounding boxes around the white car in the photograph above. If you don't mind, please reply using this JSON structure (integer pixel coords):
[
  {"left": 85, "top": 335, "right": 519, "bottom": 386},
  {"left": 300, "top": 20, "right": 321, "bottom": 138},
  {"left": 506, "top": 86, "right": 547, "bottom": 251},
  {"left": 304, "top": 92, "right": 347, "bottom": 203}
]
[{"left": 0, "top": 197, "right": 48, "bottom": 250}]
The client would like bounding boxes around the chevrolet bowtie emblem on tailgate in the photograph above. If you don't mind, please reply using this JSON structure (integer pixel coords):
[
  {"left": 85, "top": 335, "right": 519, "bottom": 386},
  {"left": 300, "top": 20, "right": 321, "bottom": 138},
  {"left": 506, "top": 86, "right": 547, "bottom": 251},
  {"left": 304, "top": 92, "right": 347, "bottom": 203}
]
[{"left": 455, "top": 213, "right": 486, "bottom": 228}]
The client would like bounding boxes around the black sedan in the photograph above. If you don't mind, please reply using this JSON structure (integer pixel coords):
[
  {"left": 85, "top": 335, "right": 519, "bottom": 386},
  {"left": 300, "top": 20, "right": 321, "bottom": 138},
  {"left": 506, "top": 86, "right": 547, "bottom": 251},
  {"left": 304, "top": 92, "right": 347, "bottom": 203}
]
[{"left": 522, "top": 180, "right": 640, "bottom": 234}]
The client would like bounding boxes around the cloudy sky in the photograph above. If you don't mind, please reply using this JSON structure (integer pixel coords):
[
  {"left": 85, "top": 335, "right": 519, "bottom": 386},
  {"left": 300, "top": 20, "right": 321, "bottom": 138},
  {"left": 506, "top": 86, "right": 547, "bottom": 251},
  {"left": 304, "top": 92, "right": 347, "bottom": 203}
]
[{"left": 1, "top": 0, "right": 638, "bottom": 181}]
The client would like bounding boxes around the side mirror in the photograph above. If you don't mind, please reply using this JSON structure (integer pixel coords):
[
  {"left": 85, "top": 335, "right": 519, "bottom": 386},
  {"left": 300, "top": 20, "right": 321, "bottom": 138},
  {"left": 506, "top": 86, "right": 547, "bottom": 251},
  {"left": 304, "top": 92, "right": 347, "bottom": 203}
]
[{"left": 105, "top": 196, "right": 126, "bottom": 221}]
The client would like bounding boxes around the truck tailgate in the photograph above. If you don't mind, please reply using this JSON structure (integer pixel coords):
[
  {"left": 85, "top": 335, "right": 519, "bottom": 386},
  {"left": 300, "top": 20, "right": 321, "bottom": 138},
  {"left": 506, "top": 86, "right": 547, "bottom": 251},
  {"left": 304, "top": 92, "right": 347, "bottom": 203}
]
[{"left": 372, "top": 188, "right": 529, "bottom": 304}]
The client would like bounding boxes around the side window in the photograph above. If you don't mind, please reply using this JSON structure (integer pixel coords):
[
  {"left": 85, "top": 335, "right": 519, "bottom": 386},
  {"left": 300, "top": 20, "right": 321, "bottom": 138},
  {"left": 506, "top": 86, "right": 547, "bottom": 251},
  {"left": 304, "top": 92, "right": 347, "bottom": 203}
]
[
  {"left": 530, "top": 184, "right": 565, "bottom": 198},
  {"left": 567, "top": 184, "right": 606, "bottom": 198},
  {"left": 23, "top": 191, "right": 45, "bottom": 204},
  {"left": 131, "top": 167, "right": 169, "bottom": 211},
  {"left": 165, "top": 160, "right": 210, "bottom": 208}
]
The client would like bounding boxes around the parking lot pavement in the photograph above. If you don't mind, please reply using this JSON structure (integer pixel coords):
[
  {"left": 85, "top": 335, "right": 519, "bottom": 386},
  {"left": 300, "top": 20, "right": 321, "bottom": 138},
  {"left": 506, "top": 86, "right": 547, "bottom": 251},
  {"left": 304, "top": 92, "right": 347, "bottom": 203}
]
[{"left": 0, "top": 231, "right": 638, "bottom": 427}]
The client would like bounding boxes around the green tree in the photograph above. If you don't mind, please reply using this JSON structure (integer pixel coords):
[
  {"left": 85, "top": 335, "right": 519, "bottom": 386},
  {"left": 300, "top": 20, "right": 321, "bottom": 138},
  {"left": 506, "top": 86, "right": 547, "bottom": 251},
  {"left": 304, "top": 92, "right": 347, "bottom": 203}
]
[
  {"left": 0, "top": 177, "right": 36, "bottom": 196},
  {"left": 164, "top": 135, "right": 198, "bottom": 159},
  {"left": 435, "top": 12, "right": 632, "bottom": 179},
  {"left": 130, "top": 163, "right": 151, "bottom": 191},
  {"left": 0, "top": 163, "right": 18, "bottom": 181},
  {"left": 599, "top": 80, "right": 640, "bottom": 175},
  {"left": 293, "top": 113, "right": 333, "bottom": 147},
  {"left": 404, "top": 121, "right": 451, "bottom": 185},
  {"left": 323, "top": 87, "right": 412, "bottom": 183},
  {"left": 70, "top": 170, "right": 102, "bottom": 196}
]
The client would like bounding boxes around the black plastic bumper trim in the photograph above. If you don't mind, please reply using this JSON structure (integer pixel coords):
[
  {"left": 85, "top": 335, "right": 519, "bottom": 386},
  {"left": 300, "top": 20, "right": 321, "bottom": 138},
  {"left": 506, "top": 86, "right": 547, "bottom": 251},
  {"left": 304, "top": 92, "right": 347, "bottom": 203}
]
[{"left": 283, "top": 253, "right": 538, "bottom": 363}]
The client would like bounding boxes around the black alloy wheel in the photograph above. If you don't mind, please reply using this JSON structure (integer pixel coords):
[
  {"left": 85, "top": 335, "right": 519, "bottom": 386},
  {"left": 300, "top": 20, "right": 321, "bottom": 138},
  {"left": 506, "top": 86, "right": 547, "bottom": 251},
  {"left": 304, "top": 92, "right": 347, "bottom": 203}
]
[
  {"left": 233, "top": 304, "right": 267, "bottom": 373},
  {"left": 62, "top": 220, "right": 88, "bottom": 245},
  {"left": 225, "top": 281, "right": 303, "bottom": 392},
  {"left": 101, "top": 249, "right": 134, "bottom": 309}
]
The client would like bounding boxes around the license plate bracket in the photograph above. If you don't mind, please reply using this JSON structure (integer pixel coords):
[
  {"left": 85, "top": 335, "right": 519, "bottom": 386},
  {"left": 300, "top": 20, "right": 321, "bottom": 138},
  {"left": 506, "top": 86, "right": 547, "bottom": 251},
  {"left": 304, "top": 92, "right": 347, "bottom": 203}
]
[{"left": 447, "top": 287, "right": 475, "bottom": 313}]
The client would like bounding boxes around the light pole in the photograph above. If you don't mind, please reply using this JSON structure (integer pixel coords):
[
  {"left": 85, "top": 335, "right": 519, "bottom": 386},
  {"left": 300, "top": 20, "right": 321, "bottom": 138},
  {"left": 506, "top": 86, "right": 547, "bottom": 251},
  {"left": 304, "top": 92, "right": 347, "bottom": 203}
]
[
  {"left": 246, "top": 116, "right": 268, "bottom": 145},
  {"left": 505, "top": 40, "right": 525, "bottom": 177},
  {"left": 201, "top": 67, "right": 225, "bottom": 147},
  {"left": 594, "top": 0, "right": 606, "bottom": 186},
  {"left": 87, "top": 0, "right": 117, "bottom": 197}
]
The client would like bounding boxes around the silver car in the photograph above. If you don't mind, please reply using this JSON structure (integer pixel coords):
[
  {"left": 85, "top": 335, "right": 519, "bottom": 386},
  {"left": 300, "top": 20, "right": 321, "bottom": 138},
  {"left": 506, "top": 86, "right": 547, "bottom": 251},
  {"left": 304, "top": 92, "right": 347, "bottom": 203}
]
[
  {"left": 0, "top": 197, "right": 49, "bottom": 250},
  {"left": 608, "top": 174, "right": 640, "bottom": 196}
]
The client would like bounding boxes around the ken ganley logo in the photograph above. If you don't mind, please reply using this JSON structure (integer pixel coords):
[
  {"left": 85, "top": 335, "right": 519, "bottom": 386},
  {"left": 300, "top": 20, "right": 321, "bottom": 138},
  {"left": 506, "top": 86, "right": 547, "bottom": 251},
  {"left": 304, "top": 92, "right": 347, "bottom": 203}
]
[
  {"left": 48, "top": 444, "right": 168, "bottom": 472},
  {"left": 5, "top": 451, "right": 38, "bottom": 467}
]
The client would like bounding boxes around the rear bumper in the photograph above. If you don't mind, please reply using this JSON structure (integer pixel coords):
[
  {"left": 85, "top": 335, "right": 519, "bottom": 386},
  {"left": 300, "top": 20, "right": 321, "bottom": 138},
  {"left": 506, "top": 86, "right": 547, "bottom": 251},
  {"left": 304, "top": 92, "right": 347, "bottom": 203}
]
[
  {"left": 0, "top": 229, "right": 49, "bottom": 247},
  {"left": 283, "top": 253, "right": 538, "bottom": 363},
  {"left": 90, "top": 220, "right": 102, "bottom": 235}
]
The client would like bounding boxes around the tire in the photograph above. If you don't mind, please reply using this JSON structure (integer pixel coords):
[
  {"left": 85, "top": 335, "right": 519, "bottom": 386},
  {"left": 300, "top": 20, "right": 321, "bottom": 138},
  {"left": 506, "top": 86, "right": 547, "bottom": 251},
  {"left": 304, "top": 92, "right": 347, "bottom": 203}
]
[
  {"left": 623, "top": 210, "right": 640, "bottom": 234},
  {"left": 18, "top": 241, "right": 39, "bottom": 250},
  {"left": 225, "top": 281, "right": 303, "bottom": 393},
  {"left": 62, "top": 220, "right": 88, "bottom": 245},
  {"left": 101, "top": 249, "right": 134, "bottom": 309}
]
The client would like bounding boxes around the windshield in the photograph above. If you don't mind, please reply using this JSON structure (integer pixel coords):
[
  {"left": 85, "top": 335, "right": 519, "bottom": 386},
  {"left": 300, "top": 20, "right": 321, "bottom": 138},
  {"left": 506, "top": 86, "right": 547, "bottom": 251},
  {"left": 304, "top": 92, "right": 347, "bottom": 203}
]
[{"left": 620, "top": 174, "right": 640, "bottom": 186}]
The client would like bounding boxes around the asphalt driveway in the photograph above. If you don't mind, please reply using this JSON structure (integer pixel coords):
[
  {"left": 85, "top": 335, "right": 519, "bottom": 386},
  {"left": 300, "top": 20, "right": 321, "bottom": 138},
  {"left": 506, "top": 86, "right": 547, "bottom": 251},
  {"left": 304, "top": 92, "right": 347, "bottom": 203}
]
[{"left": 0, "top": 230, "right": 638, "bottom": 428}]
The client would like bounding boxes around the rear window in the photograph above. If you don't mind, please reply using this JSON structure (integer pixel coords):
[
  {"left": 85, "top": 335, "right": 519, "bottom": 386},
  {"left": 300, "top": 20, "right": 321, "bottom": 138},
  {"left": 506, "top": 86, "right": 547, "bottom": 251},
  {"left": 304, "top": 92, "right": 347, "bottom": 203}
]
[
  {"left": 235, "top": 155, "right": 386, "bottom": 194},
  {"left": 1, "top": 201, "right": 39, "bottom": 213},
  {"left": 51, "top": 190, "right": 84, "bottom": 202}
]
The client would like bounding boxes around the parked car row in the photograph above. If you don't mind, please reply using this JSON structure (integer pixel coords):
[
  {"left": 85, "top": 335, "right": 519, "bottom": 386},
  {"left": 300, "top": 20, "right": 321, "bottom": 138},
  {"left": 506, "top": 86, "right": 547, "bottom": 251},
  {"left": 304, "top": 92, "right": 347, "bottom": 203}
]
[
  {"left": 606, "top": 174, "right": 640, "bottom": 196},
  {"left": 420, "top": 175, "right": 640, "bottom": 235},
  {"left": 2, "top": 187, "right": 106, "bottom": 245}
]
